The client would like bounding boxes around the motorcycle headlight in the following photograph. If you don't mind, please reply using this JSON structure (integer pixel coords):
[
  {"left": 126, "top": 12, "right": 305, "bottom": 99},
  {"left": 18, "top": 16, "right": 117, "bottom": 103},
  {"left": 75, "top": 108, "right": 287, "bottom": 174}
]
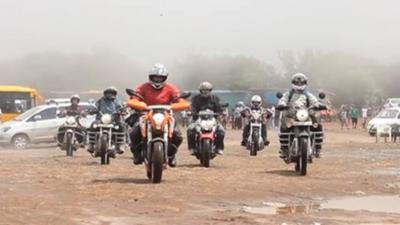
[
  {"left": 296, "top": 109, "right": 309, "bottom": 122},
  {"left": 101, "top": 114, "right": 112, "bottom": 124},
  {"left": 153, "top": 113, "right": 165, "bottom": 129},
  {"left": 66, "top": 116, "right": 77, "bottom": 125}
]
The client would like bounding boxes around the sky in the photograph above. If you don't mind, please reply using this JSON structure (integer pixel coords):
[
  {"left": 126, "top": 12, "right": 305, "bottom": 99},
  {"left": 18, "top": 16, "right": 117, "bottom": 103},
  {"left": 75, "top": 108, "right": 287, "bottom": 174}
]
[{"left": 1, "top": 0, "right": 400, "bottom": 65}]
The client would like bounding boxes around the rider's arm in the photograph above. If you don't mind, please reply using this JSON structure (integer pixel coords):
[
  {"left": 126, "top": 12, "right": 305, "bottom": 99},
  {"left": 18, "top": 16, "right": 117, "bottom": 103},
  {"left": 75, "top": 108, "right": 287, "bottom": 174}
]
[
  {"left": 263, "top": 108, "right": 273, "bottom": 119},
  {"left": 277, "top": 92, "right": 290, "bottom": 107},
  {"left": 169, "top": 85, "right": 190, "bottom": 111},
  {"left": 214, "top": 96, "right": 223, "bottom": 114},
  {"left": 307, "top": 93, "right": 320, "bottom": 107},
  {"left": 127, "top": 84, "right": 148, "bottom": 111}
]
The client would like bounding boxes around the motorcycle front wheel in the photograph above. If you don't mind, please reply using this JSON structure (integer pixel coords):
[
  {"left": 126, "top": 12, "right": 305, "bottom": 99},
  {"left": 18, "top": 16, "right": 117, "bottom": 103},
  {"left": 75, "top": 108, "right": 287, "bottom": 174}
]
[
  {"left": 150, "top": 142, "right": 164, "bottom": 183},
  {"left": 65, "top": 132, "right": 73, "bottom": 157},
  {"left": 297, "top": 137, "right": 308, "bottom": 176},
  {"left": 200, "top": 139, "right": 211, "bottom": 168},
  {"left": 99, "top": 134, "right": 109, "bottom": 165},
  {"left": 250, "top": 132, "right": 259, "bottom": 156}
]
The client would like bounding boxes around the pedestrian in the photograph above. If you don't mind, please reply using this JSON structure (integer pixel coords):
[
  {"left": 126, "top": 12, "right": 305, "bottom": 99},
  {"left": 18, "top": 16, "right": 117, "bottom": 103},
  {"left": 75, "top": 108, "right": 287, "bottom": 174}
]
[
  {"left": 361, "top": 105, "right": 369, "bottom": 129},
  {"left": 350, "top": 105, "right": 360, "bottom": 129},
  {"left": 339, "top": 105, "right": 349, "bottom": 129}
]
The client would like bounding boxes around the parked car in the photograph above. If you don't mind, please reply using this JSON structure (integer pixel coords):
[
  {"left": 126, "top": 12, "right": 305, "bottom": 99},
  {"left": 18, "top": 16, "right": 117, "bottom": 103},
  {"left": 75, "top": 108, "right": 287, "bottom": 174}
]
[
  {"left": 367, "top": 107, "right": 400, "bottom": 136},
  {"left": 383, "top": 98, "right": 400, "bottom": 109},
  {"left": 0, "top": 103, "right": 96, "bottom": 149}
]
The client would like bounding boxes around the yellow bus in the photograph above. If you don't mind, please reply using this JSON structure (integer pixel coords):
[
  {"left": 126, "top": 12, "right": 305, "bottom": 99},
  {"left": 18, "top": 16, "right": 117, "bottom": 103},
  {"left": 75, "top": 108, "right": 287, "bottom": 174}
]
[{"left": 0, "top": 86, "right": 44, "bottom": 122}]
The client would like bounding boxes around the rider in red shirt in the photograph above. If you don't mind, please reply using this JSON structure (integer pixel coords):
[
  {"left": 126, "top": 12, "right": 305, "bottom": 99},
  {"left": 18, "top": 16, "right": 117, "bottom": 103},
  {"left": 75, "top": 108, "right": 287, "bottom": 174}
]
[{"left": 129, "top": 64, "right": 189, "bottom": 167}]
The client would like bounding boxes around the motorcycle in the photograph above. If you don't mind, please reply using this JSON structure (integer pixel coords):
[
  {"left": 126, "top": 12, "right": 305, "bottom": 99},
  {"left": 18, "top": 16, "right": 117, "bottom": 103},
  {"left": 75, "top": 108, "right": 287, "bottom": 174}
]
[
  {"left": 87, "top": 111, "right": 127, "bottom": 165},
  {"left": 277, "top": 92, "right": 326, "bottom": 175},
  {"left": 57, "top": 115, "right": 86, "bottom": 157},
  {"left": 193, "top": 109, "right": 219, "bottom": 167},
  {"left": 233, "top": 109, "right": 243, "bottom": 130},
  {"left": 245, "top": 109, "right": 266, "bottom": 156},
  {"left": 126, "top": 89, "right": 190, "bottom": 183}
]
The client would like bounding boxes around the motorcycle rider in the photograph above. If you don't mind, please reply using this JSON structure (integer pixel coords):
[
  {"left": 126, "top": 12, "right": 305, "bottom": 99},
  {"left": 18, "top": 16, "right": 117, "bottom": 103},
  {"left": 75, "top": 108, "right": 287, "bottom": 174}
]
[
  {"left": 87, "top": 87, "right": 125, "bottom": 155},
  {"left": 129, "top": 64, "right": 190, "bottom": 167},
  {"left": 57, "top": 95, "right": 86, "bottom": 144},
  {"left": 277, "top": 73, "right": 324, "bottom": 158},
  {"left": 241, "top": 95, "right": 271, "bottom": 147},
  {"left": 187, "top": 81, "right": 225, "bottom": 155},
  {"left": 233, "top": 101, "right": 246, "bottom": 129}
]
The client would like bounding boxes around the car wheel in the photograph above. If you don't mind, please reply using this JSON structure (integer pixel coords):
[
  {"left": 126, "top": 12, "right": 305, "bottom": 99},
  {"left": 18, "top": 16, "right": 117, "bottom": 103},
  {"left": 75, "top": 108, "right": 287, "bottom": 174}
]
[{"left": 12, "top": 134, "right": 30, "bottom": 150}]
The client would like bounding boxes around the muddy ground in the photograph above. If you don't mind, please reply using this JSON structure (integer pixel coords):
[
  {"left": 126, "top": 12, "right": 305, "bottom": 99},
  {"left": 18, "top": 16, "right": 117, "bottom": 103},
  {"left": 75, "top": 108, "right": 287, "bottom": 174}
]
[{"left": 0, "top": 123, "right": 400, "bottom": 225}]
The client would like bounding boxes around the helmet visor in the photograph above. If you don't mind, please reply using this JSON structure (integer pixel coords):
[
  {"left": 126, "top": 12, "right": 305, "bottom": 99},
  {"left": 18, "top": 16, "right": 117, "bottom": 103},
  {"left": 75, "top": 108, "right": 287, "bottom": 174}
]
[
  {"left": 150, "top": 75, "right": 167, "bottom": 83},
  {"left": 252, "top": 101, "right": 261, "bottom": 107},
  {"left": 292, "top": 79, "right": 307, "bottom": 86}
]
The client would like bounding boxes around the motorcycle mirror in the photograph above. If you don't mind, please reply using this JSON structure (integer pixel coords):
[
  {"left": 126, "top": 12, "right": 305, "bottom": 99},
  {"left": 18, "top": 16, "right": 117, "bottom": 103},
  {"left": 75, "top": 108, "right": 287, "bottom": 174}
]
[
  {"left": 276, "top": 92, "right": 283, "bottom": 99},
  {"left": 180, "top": 92, "right": 191, "bottom": 99},
  {"left": 125, "top": 88, "right": 145, "bottom": 100},
  {"left": 125, "top": 88, "right": 136, "bottom": 96},
  {"left": 319, "top": 92, "right": 326, "bottom": 99}
]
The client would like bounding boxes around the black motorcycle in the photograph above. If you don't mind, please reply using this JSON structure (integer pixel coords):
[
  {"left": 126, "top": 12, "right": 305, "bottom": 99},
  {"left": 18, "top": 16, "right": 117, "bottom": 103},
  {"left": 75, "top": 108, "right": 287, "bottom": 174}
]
[
  {"left": 87, "top": 111, "right": 127, "bottom": 165},
  {"left": 277, "top": 92, "right": 326, "bottom": 175},
  {"left": 57, "top": 115, "right": 86, "bottom": 157}
]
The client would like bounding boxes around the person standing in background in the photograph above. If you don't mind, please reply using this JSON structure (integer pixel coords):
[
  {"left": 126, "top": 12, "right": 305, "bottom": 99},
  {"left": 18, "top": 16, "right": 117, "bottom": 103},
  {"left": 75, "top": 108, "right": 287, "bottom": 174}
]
[
  {"left": 339, "top": 104, "right": 349, "bottom": 129},
  {"left": 350, "top": 105, "right": 360, "bottom": 129},
  {"left": 361, "top": 105, "right": 369, "bottom": 129}
]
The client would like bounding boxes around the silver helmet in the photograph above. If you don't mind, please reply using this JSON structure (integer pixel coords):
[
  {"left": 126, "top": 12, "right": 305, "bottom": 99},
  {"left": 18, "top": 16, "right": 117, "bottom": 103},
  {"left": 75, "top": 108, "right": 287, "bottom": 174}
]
[
  {"left": 199, "top": 81, "right": 213, "bottom": 98},
  {"left": 291, "top": 73, "right": 308, "bottom": 92},
  {"left": 149, "top": 64, "right": 168, "bottom": 89},
  {"left": 103, "top": 86, "right": 118, "bottom": 100}
]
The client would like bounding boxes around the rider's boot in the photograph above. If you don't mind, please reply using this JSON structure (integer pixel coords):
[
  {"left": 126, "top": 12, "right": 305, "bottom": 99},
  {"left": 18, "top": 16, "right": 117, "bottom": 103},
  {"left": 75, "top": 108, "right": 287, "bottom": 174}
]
[
  {"left": 132, "top": 144, "right": 144, "bottom": 165},
  {"left": 168, "top": 154, "right": 177, "bottom": 167},
  {"left": 115, "top": 144, "right": 124, "bottom": 154}
]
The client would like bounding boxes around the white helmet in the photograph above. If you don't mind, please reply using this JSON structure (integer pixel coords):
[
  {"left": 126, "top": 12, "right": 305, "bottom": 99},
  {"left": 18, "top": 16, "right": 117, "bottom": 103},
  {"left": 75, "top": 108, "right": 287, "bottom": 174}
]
[
  {"left": 149, "top": 63, "right": 168, "bottom": 89},
  {"left": 251, "top": 95, "right": 262, "bottom": 108},
  {"left": 199, "top": 81, "right": 213, "bottom": 98},
  {"left": 70, "top": 94, "right": 81, "bottom": 103},
  {"left": 291, "top": 73, "right": 308, "bottom": 92}
]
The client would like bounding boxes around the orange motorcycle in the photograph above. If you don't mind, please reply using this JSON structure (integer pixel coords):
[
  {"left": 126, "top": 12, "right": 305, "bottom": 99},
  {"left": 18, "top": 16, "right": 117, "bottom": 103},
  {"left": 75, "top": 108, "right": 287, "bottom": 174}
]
[{"left": 126, "top": 89, "right": 190, "bottom": 183}]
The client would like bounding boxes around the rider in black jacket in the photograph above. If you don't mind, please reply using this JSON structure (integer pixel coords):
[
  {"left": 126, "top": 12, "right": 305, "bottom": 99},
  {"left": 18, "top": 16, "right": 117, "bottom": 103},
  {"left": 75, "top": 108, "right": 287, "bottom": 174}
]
[{"left": 187, "top": 81, "right": 225, "bottom": 155}]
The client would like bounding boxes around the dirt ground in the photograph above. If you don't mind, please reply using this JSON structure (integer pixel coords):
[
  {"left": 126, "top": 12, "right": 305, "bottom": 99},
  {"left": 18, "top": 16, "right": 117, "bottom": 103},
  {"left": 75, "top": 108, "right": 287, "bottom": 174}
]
[{"left": 1, "top": 123, "right": 400, "bottom": 225}]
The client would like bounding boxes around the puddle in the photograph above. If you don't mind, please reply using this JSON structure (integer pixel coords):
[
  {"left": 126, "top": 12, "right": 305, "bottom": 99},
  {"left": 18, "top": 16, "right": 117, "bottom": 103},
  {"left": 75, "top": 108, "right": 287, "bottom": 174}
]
[
  {"left": 242, "top": 195, "right": 400, "bottom": 215},
  {"left": 241, "top": 202, "right": 320, "bottom": 215},
  {"left": 322, "top": 195, "right": 400, "bottom": 214}
]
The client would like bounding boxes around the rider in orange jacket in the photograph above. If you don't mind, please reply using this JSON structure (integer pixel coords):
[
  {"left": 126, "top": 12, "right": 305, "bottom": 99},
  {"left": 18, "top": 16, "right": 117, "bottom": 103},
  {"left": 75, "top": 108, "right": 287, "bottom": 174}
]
[{"left": 128, "top": 64, "right": 190, "bottom": 167}]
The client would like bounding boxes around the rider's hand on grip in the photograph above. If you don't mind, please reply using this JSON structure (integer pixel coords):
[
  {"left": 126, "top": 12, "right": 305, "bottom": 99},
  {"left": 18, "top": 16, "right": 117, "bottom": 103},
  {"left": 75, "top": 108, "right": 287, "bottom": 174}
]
[
  {"left": 128, "top": 99, "right": 148, "bottom": 111},
  {"left": 171, "top": 99, "right": 190, "bottom": 111}
]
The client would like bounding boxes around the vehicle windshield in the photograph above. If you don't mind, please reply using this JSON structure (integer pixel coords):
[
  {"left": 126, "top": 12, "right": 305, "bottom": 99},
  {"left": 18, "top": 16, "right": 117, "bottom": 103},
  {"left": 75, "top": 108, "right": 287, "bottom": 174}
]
[
  {"left": 13, "top": 107, "right": 43, "bottom": 121},
  {"left": 0, "top": 92, "right": 32, "bottom": 113},
  {"left": 377, "top": 109, "right": 399, "bottom": 119}
]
